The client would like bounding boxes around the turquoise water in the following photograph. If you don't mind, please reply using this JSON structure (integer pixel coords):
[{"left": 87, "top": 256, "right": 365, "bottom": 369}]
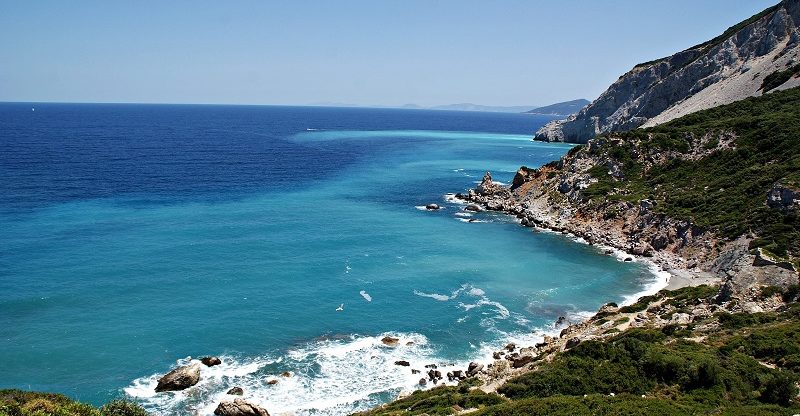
[{"left": 0, "top": 104, "right": 660, "bottom": 415}]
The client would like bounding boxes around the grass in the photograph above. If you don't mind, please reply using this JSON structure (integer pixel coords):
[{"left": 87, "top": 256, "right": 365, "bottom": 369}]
[{"left": 0, "top": 390, "right": 147, "bottom": 416}]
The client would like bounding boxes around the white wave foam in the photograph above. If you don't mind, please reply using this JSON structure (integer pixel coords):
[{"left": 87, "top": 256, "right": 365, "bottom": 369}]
[
  {"left": 548, "top": 233, "right": 671, "bottom": 307},
  {"left": 359, "top": 290, "right": 372, "bottom": 302},
  {"left": 413, "top": 290, "right": 450, "bottom": 301},
  {"left": 456, "top": 218, "right": 487, "bottom": 223},
  {"left": 619, "top": 264, "right": 670, "bottom": 307},
  {"left": 467, "top": 287, "right": 485, "bottom": 296},
  {"left": 126, "top": 333, "right": 476, "bottom": 416},
  {"left": 454, "top": 212, "right": 472, "bottom": 217},
  {"left": 444, "top": 193, "right": 464, "bottom": 204}
]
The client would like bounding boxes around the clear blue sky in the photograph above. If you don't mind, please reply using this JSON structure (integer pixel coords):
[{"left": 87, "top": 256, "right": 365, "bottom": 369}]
[{"left": 0, "top": 0, "right": 777, "bottom": 106}]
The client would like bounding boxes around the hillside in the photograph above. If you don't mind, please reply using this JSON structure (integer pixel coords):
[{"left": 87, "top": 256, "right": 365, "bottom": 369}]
[
  {"left": 465, "top": 86, "right": 800, "bottom": 299},
  {"left": 524, "top": 99, "right": 589, "bottom": 116},
  {"left": 359, "top": 285, "right": 800, "bottom": 415},
  {"left": 363, "top": 86, "right": 800, "bottom": 416},
  {"left": 535, "top": 0, "right": 800, "bottom": 143}
]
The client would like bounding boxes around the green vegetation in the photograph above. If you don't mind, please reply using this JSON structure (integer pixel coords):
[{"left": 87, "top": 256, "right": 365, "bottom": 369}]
[
  {"left": 619, "top": 294, "right": 660, "bottom": 313},
  {"left": 357, "top": 385, "right": 504, "bottom": 415},
  {"left": 584, "top": 86, "right": 800, "bottom": 257},
  {"left": 0, "top": 390, "right": 147, "bottom": 416},
  {"left": 761, "top": 63, "right": 800, "bottom": 92},
  {"left": 358, "top": 291, "right": 800, "bottom": 415}
]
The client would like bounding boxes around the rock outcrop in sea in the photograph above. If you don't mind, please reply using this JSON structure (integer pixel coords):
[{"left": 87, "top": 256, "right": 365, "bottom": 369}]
[
  {"left": 154, "top": 362, "right": 201, "bottom": 392},
  {"left": 535, "top": 0, "right": 800, "bottom": 143},
  {"left": 214, "top": 398, "right": 270, "bottom": 416}
]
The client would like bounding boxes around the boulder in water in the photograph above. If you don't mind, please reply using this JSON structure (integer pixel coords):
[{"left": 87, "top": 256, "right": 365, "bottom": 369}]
[
  {"left": 201, "top": 356, "right": 222, "bottom": 367},
  {"left": 381, "top": 336, "right": 400, "bottom": 346},
  {"left": 226, "top": 387, "right": 244, "bottom": 395},
  {"left": 155, "top": 362, "right": 201, "bottom": 392},
  {"left": 214, "top": 398, "right": 270, "bottom": 416},
  {"left": 425, "top": 203, "right": 440, "bottom": 210},
  {"left": 394, "top": 360, "right": 410, "bottom": 367}
]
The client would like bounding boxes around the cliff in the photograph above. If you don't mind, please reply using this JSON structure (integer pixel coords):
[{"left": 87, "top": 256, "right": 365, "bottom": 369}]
[
  {"left": 535, "top": 0, "right": 800, "bottom": 143},
  {"left": 468, "top": 87, "right": 800, "bottom": 304}
]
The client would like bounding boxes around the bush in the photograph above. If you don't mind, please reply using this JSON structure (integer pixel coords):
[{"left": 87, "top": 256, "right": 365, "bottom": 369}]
[
  {"left": 760, "top": 373, "right": 798, "bottom": 406},
  {"left": 100, "top": 399, "right": 148, "bottom": 416}
]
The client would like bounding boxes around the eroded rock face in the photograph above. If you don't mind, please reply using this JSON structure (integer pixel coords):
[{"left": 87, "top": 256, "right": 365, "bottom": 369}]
[
  {"left": 214, "top": 398, "right": 270, "bottom": 416},
  {"left": 477, "top": 172, "right": 500, "bottom": 195},
  {"left": 155, "top": 362, "right": 201, "bottom": 392},
  {"left": 534, "top": 1, "right": 800, "bottom": 143},
  {"left": 511, "top": 167, "right": 536, "bottom": 190}
]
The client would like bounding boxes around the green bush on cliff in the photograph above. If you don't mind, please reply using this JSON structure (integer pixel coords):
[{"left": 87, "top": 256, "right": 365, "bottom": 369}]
[
  {"left": 99, "top": 400, "right": 148, "bottom": 416},
  {"left": 357, "top": 385, "right": 505, "bottom": 415},
  {"left": 359, "top": 306, "right": 800, "bottom": 416},
  {"left": 0, "top": 390, "right": 147, "bottom": 416},
  {"left": 584, "top": 86, "right": 800, "bottom": 257},
  {"left": 761, "top": 63, "right": 800, "bottom": 92},
  {"left": 498, "top": 326, "right": 796, "bottom": 408}
]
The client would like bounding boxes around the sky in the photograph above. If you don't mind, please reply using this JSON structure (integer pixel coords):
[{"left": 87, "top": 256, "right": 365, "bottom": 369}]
[{"left": 0, "top": 0, "right": 778, "bottom": 107}]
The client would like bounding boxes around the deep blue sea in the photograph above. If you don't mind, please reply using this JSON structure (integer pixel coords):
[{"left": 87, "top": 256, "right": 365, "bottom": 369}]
[{"left": 0, "top": 103, "right": 662, "bottom": 415}]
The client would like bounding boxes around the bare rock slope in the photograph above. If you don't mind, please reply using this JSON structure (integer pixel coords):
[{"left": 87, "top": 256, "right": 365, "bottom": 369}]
[{"left": 535, "top": 0, "right": 800, "bottom": 143}]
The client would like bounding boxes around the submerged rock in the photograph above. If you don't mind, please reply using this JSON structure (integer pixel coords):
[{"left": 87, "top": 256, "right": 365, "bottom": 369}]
[
  {"left": 425, "top": 203, "right": 440, "bottom": 210},
  {"left": 214, "top": 398, "right": 270, "bottom": 416},
  {"left": 394, "top": 360, "right": 410, "bottom": 367},
  {"left": 155, "top": 362, "right": 201, "bottom": 392},
  {"left": 465, "top": 204, "right": 482, "bottom": 212}
]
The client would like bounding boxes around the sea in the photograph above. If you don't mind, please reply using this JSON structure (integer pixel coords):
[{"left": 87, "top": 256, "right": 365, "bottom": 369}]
[{"left": 0, "top": 103, "right": 665, "bottom": 415}]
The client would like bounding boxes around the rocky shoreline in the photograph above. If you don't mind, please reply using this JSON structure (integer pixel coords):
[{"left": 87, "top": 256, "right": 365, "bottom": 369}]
[{"left": 407, "top": 166, "right": 797, "bottom": 395}]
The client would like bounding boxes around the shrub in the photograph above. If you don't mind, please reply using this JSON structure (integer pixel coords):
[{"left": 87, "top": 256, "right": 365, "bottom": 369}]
[{"left": 100, "top": 399, "right": 148, "bottom": 416}]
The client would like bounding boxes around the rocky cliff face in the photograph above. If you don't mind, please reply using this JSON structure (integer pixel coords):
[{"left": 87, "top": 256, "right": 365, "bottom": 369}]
[{"left": 535, "top": 0, "right": 800, "bottom": 143}]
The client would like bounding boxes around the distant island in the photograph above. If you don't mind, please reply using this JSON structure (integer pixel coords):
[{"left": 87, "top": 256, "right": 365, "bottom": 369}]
[
  {"left": 305, "top": 99, "right": 589, "bottom": 115},
  {"left": 523, "top": 99, "right": 590, "bottom": 116}
]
